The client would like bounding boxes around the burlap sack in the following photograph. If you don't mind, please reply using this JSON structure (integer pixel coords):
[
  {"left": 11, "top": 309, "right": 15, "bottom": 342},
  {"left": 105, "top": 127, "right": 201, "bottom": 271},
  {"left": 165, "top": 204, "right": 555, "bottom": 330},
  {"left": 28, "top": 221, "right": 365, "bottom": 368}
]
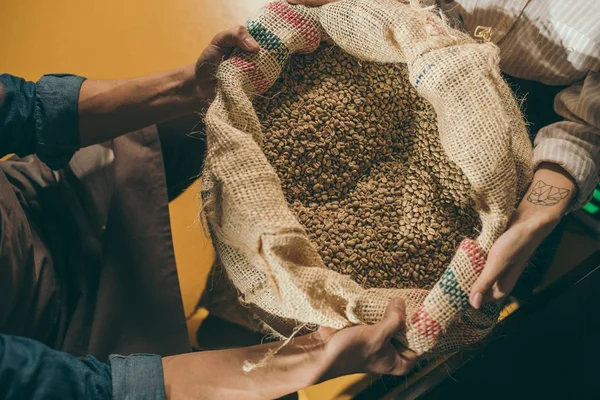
[{"left": 200, "top": 0, "right": 533, "bottom": 355}]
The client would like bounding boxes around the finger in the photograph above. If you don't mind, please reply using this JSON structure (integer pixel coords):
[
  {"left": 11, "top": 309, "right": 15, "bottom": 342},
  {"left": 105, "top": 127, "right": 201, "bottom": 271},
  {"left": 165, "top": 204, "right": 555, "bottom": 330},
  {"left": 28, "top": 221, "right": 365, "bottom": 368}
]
[
  {"left": 287, "top": 0, "right": 337, "bottom": 6},
  {"left": 374, "top": 298, "right": 406, "bottom": 341},
  {"left": 388, "top": 351, "right": 418, "bottom": 376},
  {"left": 392, "top": 340, "right": 419, "bottom": 365},
  {"left": 211, "top": 25, "right": 259, "bottom": 52},
  {"left": 378, "top": 340, "right": 419, "bottom": 376},
  {"left": 469, "top": 253, "right": 508, "bottom": 309},
  {"left": 492, "top": 259, "right": 529, "bottom": 301},
  {"left": 489, "top": 280, "right": 511, "bottom": 302}
]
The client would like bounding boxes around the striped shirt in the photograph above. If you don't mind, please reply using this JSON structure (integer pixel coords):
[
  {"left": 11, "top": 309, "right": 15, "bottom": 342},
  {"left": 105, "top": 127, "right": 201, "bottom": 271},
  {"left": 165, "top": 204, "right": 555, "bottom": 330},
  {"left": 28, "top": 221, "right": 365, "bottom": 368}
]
[{"left": 434, "top": 0, "right": 600, "bottom": 210}]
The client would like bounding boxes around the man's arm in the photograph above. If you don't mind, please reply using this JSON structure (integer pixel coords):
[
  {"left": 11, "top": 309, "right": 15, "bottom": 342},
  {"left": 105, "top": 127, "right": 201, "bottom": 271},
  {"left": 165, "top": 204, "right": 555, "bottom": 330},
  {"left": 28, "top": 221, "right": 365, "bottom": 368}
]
[
  {"left": 0, "top": 73, "right": 85, "bottom": 168},
  {"left": 0, "top": 300, "right": 415, "bottom": 400},
  {"left": 0, "top": 334, "right": 112, "bottom": 400},
  {"left": 470, "top": 72, "right": 600, "bottom": 307},
  {"left": 162, "top": 299, "right": 416, "bottom": 400},
  {"left": 0, "top": 26, "right": 259, "bottom": 170},
  {"left": 77, "top": 25, "right": 259, "bottom": 147}
]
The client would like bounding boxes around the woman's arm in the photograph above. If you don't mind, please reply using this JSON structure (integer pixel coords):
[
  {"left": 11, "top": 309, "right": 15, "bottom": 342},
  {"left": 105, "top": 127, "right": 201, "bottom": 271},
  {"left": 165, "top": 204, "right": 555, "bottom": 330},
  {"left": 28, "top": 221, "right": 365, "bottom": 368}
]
[
  {"left": 470, "top": 73, "right": 600, "bottom": 308},
  {"left": 470, "top": 163, "right": 576, "bottom": 308}
]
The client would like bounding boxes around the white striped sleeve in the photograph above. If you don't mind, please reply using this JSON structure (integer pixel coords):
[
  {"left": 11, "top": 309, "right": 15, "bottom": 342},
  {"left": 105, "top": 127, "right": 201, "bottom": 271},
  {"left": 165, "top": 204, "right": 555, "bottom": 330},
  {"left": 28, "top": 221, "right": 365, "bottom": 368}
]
[{"left": 533, "top": 71, "right": 600, "bottom": 211}]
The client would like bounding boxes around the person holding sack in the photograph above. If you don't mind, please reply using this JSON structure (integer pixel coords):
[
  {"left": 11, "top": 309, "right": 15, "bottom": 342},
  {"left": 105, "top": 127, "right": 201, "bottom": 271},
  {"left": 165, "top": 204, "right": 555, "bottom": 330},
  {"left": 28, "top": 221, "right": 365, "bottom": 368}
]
[
  {"left": 0, "top": 25, "right": 416, "bottom": 400},
  {"left": 289, "top": 0, "right": 600, "bottom": 309}
]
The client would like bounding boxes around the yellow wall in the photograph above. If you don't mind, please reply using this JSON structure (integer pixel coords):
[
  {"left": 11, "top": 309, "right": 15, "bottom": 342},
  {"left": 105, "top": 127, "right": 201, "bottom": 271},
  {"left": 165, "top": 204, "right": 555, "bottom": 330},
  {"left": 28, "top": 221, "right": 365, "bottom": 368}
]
[
  {"left": 0, "top": 1, "right": 368, "bottom": 398},
  {"left": 0, "top": 0, "right": 266, "bottom": 348}
]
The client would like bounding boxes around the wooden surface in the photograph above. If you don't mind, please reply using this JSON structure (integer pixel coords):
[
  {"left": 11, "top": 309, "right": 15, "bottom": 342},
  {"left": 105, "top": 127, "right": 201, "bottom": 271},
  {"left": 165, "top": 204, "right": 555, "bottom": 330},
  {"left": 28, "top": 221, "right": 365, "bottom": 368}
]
[{"left": 0, "top": 1, "right": 366, "bottom": 398}]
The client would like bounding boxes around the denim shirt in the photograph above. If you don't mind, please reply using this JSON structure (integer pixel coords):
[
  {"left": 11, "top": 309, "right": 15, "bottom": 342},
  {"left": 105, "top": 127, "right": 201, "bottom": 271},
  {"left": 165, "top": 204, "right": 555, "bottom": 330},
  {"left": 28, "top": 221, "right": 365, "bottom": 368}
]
[
  {"left": 0, "top": 334, "right": 166, "bottom": 400},
  {"left": 0, "top": 74, "right": 168, "bottom": 399},
  {"left": 0, "top": 73, "right": 83, "bottom": 169}
]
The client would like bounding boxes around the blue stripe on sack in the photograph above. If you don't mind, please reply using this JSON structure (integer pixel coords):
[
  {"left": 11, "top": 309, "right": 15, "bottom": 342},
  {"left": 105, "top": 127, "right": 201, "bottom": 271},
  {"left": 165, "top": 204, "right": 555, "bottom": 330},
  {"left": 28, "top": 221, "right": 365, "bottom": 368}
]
[
  {"left": 414, "top": 63, "right": 433, "bottom": 87},
  {"left": 246, "top": 20, "right": 290, "bottom": 65},
  {"left": 438, "top": 267, "right": 470, "bottom": 310}
]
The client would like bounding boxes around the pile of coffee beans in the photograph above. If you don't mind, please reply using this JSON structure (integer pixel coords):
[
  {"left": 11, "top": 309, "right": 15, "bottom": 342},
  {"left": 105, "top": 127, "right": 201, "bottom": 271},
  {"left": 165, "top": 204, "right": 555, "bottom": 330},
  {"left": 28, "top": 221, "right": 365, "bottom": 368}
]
[{"left": 255, "top": 43, "right": 480, "bottom": 290}]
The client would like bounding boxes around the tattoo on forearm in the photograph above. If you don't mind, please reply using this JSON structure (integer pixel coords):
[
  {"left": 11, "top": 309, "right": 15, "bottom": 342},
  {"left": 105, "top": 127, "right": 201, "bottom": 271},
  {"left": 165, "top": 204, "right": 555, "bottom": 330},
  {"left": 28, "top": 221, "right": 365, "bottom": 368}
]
[{"left": 526, "top": 180, "right": 571, "bottom": 206}]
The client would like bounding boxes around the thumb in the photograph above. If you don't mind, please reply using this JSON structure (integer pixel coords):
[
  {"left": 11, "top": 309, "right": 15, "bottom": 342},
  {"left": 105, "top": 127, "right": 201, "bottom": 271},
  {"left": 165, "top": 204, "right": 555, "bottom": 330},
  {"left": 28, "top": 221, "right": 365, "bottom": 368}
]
[
  {"left": 375, "top": 298, "right": 406, "bottom": 342},
  {"left": 210, "top": 25, "right": 259, "bottom": 53}
]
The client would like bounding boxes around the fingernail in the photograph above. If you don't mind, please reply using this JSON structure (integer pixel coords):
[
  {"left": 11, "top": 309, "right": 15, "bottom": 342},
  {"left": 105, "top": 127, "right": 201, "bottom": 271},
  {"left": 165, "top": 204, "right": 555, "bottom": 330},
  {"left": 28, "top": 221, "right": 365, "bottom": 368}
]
[
  {"left": 472, "top": 292, "right": 483, "bottom": 309},
  {"left": 244, "top": 37, "right": 259, "bottom": 50}
]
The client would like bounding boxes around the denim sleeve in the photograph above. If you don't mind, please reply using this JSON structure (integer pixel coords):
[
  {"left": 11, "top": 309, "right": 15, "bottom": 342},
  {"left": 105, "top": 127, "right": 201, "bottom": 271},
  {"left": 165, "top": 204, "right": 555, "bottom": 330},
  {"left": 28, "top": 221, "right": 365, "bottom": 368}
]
[
  {"left": 0, "top": 334, "right": 111, "bottom": 400},
  {"left": 108, "top": 354, "right": 167, "bottom": 400},
  {"left": 0, "top": 73, "right": 85, "bottom": 170},
  {"left": 109, "top": 354, "right": 167, "bottom": 400}
]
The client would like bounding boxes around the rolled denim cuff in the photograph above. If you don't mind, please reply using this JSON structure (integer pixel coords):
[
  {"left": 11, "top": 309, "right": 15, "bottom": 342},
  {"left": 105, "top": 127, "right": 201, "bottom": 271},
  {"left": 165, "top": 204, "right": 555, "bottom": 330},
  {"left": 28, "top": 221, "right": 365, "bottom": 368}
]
[
  {"left": 109, "top": 354, "right": 167, "bottom": 400},
  {"left": 35, "top": 74, "right": 86, "bottom": 170}
]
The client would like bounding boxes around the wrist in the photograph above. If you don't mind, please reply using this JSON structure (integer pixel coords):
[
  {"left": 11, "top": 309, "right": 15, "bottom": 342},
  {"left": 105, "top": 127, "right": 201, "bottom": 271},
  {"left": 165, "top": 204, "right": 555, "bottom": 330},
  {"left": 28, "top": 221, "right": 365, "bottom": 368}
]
[
  {"left": 511, "top": 201, "right": 563, "bottom": 239},
  {"left": 514, "top": 210, "right": 560, "bottom": 235},
  {"left": 179, "top": 64, "right": 203, "bottom": 110},
  {"left": 248, "top": 334, "right": 330, "bottom": 399},
  {"left": 285, "top": 335, "right": 332, "bottom": 386}
]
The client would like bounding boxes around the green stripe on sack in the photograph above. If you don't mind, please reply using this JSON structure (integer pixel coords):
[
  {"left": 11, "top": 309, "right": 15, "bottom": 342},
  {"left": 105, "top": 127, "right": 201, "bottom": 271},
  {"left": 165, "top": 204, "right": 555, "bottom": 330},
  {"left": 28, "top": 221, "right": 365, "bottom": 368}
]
[
  {"left": 246, "top": 20, "right": 290, "bottom": 65},
  {"left": 438, "top": 268, "right": 470, "bottom": 310}
]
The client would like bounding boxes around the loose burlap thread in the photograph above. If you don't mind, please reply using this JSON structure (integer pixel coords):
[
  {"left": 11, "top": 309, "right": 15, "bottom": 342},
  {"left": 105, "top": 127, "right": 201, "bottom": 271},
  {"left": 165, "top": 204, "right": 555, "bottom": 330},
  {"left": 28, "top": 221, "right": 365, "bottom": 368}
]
[{"left": 200, "top": 0, "right": 533, "bottom": 355}]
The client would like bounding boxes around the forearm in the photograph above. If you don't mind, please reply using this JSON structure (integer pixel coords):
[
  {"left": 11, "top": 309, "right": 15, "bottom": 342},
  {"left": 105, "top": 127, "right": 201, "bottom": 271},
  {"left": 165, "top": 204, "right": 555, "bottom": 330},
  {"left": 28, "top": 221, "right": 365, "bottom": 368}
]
[
  {"left": 162, "top": 300, "right": 413, "bottom": 399},
  {"left": 162, "top": 335, "right": 330, "bottom": 400},
  {"left": 469, "top": 162, "right": 578, "bottom": 307},
  {"left": 78, "top": 65, "right": 198, "bottom": 146},
  {"left": 514, "top": 162, "right": 576, "bottom": 229},
  {"left": 533, "top": 72, "right": 600, "bottom": 210}
]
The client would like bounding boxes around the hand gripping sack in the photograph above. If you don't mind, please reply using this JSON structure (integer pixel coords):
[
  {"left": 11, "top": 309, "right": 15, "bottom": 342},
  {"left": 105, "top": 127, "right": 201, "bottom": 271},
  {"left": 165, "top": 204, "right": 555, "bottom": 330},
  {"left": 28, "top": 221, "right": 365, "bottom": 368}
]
[{"left": 200, "top": 0, "right": 533, "bottom": 355}]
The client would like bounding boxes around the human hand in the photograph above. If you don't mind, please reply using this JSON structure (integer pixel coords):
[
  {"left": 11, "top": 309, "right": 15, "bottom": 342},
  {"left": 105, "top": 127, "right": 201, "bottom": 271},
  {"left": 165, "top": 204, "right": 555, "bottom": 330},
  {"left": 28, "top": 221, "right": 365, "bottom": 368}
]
[
  {"left": 319, "top": 298, "right": 418, "bottom": 377},
  {"left": 162, "top": 299, "right": 416, "bottom": 400},
  {"left": 469, "top": 163, "right": 576, "bottom": 309},
  {"left": 195, "top": 26, "right": 260, "bottom": 107}
]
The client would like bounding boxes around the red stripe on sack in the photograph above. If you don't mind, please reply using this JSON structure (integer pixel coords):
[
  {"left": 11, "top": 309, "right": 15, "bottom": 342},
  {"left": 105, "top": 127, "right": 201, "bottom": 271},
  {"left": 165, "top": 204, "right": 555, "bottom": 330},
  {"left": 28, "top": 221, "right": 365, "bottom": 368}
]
[
  {"left": 459, "top": 238, "right": 485, "bottom": 276},
  {"left": 411, "top": 306, "right": 443, "bottom": 339},
  {"left": 229, "top": 56, "right": 270, "bottom": 94},
  {"left": 266, "top": 2, "right": 321, "bottom": 51}
]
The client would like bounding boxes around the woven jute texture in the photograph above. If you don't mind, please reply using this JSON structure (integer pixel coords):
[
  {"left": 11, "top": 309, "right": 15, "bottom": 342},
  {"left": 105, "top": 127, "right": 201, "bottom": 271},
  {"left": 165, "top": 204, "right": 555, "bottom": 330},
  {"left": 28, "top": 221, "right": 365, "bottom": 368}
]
[{"left": 200, "top": 0, "right": 533, "bottom": 355}]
